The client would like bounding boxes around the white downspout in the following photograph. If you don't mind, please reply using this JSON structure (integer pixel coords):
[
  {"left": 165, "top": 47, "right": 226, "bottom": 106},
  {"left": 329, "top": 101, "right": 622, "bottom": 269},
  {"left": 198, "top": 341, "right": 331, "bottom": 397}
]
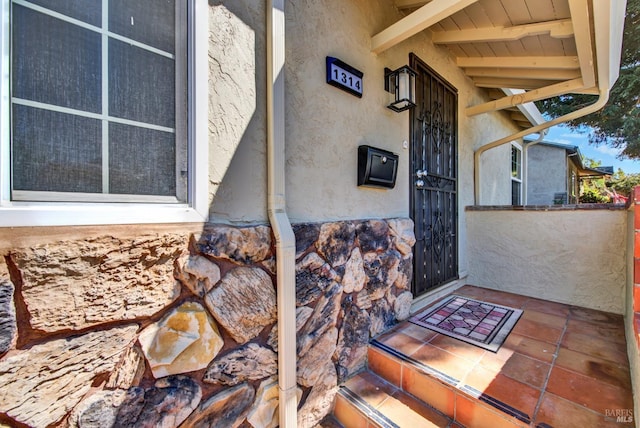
[
  {"left": 474, "top": 90, "right": 610, "bottom": 204},
  {"left": 267, "top": 1, "right": 297, "bottom": 427}
]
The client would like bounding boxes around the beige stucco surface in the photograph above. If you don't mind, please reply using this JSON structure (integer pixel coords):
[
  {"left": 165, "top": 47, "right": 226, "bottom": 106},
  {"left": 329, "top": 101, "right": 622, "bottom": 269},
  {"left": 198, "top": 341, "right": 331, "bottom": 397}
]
[
  {"left": 208, "top": 2, "right": 268, "bottom": 223},
  {"left": 207, "top": 0, "right": 521, "bottom": 280},
  {"left": 467, "top": 209, "right": 627, "bottom": 313}
]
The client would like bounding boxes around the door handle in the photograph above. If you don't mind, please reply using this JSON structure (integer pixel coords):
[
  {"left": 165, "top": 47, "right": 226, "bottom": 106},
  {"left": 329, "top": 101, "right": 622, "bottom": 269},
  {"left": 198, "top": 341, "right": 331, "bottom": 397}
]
[
  {"left": 416, "top": 179, "right": 425, "bottom": 188},
  {"left": 416, "top": 169, "right": 428, "bottom": 178}
]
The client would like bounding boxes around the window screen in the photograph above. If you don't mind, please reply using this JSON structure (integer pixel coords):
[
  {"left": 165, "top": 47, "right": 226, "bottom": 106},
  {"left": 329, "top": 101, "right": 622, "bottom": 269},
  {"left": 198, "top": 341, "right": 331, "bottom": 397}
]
[
  {"left": 10, "top": 0, "right": 188, "bottom": 202},
  {"left": 511, "top": 146, "right": 522, "bottom": 205}
]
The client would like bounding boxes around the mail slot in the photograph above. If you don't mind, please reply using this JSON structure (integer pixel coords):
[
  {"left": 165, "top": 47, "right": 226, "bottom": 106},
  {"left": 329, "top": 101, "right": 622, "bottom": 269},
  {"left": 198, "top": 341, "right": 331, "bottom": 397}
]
[{"left": 357, "top": 145, "right": 398, "bottom": 189}]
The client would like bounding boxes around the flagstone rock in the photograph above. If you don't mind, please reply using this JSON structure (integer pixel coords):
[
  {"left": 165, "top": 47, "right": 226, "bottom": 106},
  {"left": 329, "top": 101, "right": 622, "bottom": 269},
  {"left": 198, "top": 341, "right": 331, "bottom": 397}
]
[
  {"left": 68, "top": 389, "right": 128, "bottom": 428},
  {"left": 356, "top": 219, "right": 390, "bottom": 253},
  {"left": 246, "top": 377, "right": 302, "bottom": 428},
  {"left": 0, "top": 325, "right": 138, "bottom": 427},
  {"left": 394, "top": 291, "right": 414, "bottom": 321},
  {"left": 261, "top": 257, "right": 277, "bottom": 274},
  {"left": 176, "top": 254, "right": 221, "bottom": 297},
  {"left": 204, "top": 343, "right": 277, "bottom": 385},
  {"left": 197, "top": 225, "right": 272, "bottom": 265},
  {"left": 297, "top": 281, "right": 343, "bottom": 356},
  {"left": 341, "top": 247, "right": 365, "bottom": 294},
  {"left": 10, "top": 234, "right": 184, "bottom": 332},
  {"left": 359, "top": 250, "right": 401, "bottom": 302},
  {"left": 293, "top": 223, "right": 320, "bottom": 259},
  {"left": 297, "top": 327, "right": 338, "bottom": 387},
  {"left": 335, "top": 299, "right": 371, "bottom": 382},
  {"left": 370, "top": 298, "right": 396, "bottom": 337},
  {"left": 0, "top": 269, "right": 16, "bottom": 355},
  {"left": 296, "top": 252, "right": 338, "bottom": 306},
  {"left": 394, "top": 255, "right": 413, "bottom": 290},
  {"left": 106, "top": 345, "right": 145, "bottom": 389},
  {"left": 316, "top": 221, "right": 356, "bottom": 267},
  {"left": 205, "top": 267, "right": 276, "bottom": 344},
  {"left": 267, "top": 306, "right": 313, "bottom": 351},
  {"left": 114, "top": 375, "right": 201, "bottom": 428},
  {"left": 297, "top": 362, "right": 338, "bottom": 428},
  {"left": 388, "top": 218, "right": 416, "bottom": 256},
  {"left": 246, "top": 378, "right": 279, "bottom": 428},
  {"left": 138, "top": 302, "right": 223, "bottom": 378},
  {"left": 181, "top": 383, "right": 254, "bottom": 428}
]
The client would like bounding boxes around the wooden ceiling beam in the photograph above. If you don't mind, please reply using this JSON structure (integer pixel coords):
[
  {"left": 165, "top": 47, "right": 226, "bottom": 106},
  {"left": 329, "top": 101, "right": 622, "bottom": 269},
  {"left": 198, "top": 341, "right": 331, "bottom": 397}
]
[
  {"left": 472, "top": 76, "right": 566, "bottom": 90},
  {"left": 395, "top": 0, "right": 431, "bottom": 9},
  {"left": 432, "top": 19, "right": 573, "bottom": 44},
  {"left": 510, "top": 111, "right": 530, "bottom": 123},
  {"left": 464, "top": 67, "right": 581, "bottom": 80},
  {"left": 371, "top": 0, "right": 480, "bottom": 54},
  {"left": 568, "top": 0, "right": 596, "bottom": 88},
  {"left": 457, "top": 56, "right": 580, "bottom": 70},
  {"left": 466, "top": 78, "right": 584, "bottom": 116}
]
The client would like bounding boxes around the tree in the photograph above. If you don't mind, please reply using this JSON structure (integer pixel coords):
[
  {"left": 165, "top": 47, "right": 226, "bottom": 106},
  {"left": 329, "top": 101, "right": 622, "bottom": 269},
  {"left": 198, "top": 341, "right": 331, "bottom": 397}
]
[
  {"left": 537, "top": 0, "right": 640, "bottom": 159},
  {"left": 579, "top": 158, "right": 610, "bottom": 203},
  {"left": 608, "top": 168, "right": 640, "bottom": 196}
]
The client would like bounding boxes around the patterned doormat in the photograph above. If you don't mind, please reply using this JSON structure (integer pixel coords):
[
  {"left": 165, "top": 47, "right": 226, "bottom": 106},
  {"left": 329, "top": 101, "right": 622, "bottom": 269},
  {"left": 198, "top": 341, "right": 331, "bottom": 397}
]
[{"left": 409, "top": 295, "right": 523, "bottom": 352}]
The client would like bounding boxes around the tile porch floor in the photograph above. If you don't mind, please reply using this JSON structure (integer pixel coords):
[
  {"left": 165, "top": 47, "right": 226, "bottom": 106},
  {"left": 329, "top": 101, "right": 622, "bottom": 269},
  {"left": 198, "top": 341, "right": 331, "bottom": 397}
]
[{"left": 339, "top": 285, "right": 634, "bottom": 427}]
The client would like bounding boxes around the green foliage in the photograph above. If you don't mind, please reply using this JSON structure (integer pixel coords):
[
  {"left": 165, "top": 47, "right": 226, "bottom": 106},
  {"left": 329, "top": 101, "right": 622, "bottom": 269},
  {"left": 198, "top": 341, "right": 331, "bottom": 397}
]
[
  {"left": 580, "top": 165, "right": 610, "bottom": 202},
  {"left": 537, "top": 0, "right": 640, "bottom": 159},
  {"left": 579, "top": 187, "right": 610, "bottom": 203},
  {"left": 608, "top": 168, "right": 640, "bottom": 195}
]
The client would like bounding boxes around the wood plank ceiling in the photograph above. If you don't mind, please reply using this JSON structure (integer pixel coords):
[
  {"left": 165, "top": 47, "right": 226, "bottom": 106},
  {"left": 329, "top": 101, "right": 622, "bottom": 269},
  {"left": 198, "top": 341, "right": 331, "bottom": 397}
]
[{"left": 380, "top": 0, "right": 601, "bottom": 131}]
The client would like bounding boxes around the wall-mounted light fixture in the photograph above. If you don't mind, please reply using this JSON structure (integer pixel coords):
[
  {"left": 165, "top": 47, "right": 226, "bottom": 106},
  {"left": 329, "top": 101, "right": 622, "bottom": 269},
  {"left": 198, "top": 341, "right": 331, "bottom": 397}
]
[{"left": 384, "top": 65, "right": 417, "bottom": 112}]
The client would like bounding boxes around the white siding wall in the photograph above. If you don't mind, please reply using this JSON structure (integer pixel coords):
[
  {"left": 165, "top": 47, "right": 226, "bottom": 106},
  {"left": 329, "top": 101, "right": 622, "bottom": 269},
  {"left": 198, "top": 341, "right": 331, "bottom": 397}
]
[{"left": 527, "top": 145, "right": 568, "bottom": 205}]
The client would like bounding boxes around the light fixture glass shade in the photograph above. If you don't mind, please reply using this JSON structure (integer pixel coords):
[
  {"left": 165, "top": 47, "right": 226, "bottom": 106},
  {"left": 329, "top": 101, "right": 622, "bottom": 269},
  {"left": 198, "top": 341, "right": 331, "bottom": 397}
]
[{"left": 385, "top": 65, "right": 416, "bottom": 112}]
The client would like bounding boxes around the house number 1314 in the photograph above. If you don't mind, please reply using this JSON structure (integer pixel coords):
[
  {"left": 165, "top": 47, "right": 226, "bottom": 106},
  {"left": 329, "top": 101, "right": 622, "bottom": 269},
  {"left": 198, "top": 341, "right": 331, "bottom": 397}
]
[{"left": 326, "top": 56, "right": 364, "bottom": 98}]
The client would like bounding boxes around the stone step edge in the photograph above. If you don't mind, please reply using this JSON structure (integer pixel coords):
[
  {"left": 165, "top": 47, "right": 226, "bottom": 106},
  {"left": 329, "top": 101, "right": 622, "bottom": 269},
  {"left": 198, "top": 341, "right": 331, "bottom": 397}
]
[
  {"left": 369, "top": 339, "right": 532, "bottom": 425},
  {"left": 336, "top": 384, "right": 400, "bottom": 428}
]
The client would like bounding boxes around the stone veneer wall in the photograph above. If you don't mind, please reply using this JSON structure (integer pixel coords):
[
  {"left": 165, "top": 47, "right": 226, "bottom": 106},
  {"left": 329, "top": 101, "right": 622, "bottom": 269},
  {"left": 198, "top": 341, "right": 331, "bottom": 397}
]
[{"left": 0, "top": 218, "right": 415, "bottom": 427}]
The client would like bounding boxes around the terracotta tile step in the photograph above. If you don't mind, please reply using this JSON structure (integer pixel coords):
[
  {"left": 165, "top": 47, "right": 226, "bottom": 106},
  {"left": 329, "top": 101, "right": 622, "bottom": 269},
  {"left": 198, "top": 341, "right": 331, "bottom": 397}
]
[
  {"left": 333, "top": 370, "right": 457, "bottom": 428},
  {"left": 367, "top": 340, "right": 530, "bottom": 427}
]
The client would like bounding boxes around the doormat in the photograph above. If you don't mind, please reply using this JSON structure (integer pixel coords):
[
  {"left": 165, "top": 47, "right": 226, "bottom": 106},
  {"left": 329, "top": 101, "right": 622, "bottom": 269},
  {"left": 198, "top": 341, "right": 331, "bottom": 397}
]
[{"left": 409, "top": 295, "right": 522, "bottom": 352}]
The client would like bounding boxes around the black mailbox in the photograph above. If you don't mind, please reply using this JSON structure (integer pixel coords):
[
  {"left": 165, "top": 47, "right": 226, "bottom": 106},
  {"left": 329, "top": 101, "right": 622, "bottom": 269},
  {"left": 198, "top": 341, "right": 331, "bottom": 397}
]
[{"left": 357, "top": 145, "right": 398, "bottom": 189}]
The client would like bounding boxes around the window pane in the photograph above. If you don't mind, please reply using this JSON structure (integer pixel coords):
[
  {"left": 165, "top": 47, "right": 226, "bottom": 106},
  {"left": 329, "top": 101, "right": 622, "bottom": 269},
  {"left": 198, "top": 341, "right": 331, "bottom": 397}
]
[
  {"left": 511, "top": 147, "right": 521, "bottom": 179},
  {"left": 109, "top": 39, "right": 175, "bottom": 127},
  {"left": 26, "top": 0, "right": 101, "bottom": 26},
  {"left": 12, "top": 105, "right": 102, "bottom": 193},
  {"left": 511, "top": 181, "right": 521, "bottom": 205},
  {"left": 109, "top": 0, "right": 175, "bottom": 53},
  {"left": 12, "top": 5, "right": 102, "bottom": 112},
  {"left": 109, "top": 124, "right": 183, "bottom": 198}
]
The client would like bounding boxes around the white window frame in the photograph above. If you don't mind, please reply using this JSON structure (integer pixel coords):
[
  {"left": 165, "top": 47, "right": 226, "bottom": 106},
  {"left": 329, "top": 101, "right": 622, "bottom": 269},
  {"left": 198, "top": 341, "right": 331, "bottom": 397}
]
[
  {"left": 511, "top": 143, "right": 522, "bottom": 205},
  {"left": 0, "top": 0, "right": 209, "bottom": 226}
]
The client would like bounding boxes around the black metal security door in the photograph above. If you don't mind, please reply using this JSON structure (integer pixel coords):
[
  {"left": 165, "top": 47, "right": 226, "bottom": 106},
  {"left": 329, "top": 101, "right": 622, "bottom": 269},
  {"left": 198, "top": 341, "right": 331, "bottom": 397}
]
[{"left": 410, "top": 53, "right": 458, "bottom": 297}]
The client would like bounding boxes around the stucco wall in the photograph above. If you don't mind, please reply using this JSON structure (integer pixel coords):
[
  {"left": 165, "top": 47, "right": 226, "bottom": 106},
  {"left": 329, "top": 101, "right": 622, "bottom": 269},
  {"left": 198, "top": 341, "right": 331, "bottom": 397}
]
[
  {"left": 208, "top": 2, "right": 268, "bottom": 223},
  {"left": 466, "top": 207, "right": 627, "bottom": 313},
  {"left": 527, "top": 145, "right": 568, "bottom": 205},
  {"left": 207, "top": 1, "right": 520, "bottom": 231},
  {"left": 477, "top": 145, "right": 513, "bottom": 206}
]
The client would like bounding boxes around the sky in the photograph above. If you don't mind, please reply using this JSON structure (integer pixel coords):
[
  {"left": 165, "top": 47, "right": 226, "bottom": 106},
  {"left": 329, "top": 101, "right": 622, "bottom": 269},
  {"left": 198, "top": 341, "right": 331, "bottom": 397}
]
[{"left": 543, "top": 124, "right": 640, "bottom": 174}]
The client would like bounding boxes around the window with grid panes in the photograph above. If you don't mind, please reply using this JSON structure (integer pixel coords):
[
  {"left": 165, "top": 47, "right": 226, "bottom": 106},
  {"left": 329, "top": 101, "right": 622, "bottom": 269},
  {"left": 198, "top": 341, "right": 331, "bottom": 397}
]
[
  {"left": 10, "top": 0, "right": 188, "bottom": 203},
  {"left": 511, "top": 144, "right": 522, "bottom": 205}
]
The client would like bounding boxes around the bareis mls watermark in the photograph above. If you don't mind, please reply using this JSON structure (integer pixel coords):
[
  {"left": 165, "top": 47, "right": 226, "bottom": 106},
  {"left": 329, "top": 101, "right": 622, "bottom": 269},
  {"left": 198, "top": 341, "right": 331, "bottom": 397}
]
[{"left": 605, "top": 409, "right": 633, "bottom": 423}]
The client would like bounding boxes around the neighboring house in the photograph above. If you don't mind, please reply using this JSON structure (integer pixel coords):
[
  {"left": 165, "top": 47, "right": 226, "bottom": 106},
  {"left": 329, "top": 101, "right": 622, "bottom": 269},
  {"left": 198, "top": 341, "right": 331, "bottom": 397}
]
[
  {"left": 0, "top": 1, "right": 633, "bottom": 428},
  {"left": 525, "top": 140, "right": 611, "bottom": 205}
]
